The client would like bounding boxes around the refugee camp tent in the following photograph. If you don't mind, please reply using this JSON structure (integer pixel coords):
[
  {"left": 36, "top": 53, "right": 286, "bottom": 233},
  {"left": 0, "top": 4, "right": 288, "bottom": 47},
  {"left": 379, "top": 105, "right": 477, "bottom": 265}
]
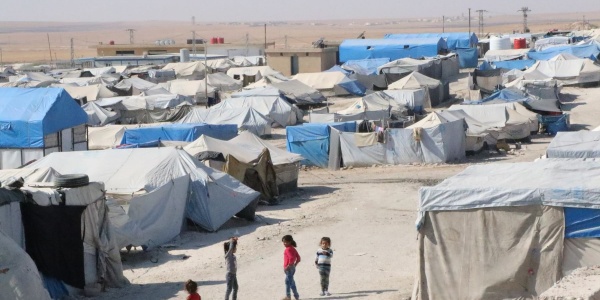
[
  {"left": 212, "top": 96, "right": 301, "bottom": 127},
  {"left": 113, "top": 77, "right": 157, "bottom": 95},
  {"left": 388, "top": 72, "right": 447, "bottom": 106},
  {"left": 157, "top": 79, "right": 217, "bottom": 104},
  {"left": 335, "top": 92, "right": 397, "bottom": 121},
  {"left": 527, "top": 57, "right": 600, "bottom": 85},
  {"left": 59, "top": 75, "right": 120, "bottom": 87},
  {"left": 286, "top": 122, "right": 357, "bottom": 168},
  {"left": 56, "top": 83, "right": 117, "bottom": 102},
  {"left": 177, "top": 106, "right": 272, "bottom": 136},
  {"left": 27, "top": 148, "right": 260, "bottom": 238},
  {"left": 325, "top": 65, "right": 351, "bottom": 75},
  {"left": 338, "top": 118, "right": 465, "bottom": 167},
  {"left": 527, "top": 42, "right": 600, "bottom": 60},
  {"left": 384, "top": 32, "right": 478, "bottom": 50},
  {"left": 413, "top": 159, "right": 600, "bottom": 299},
  {"left": 226, "top": 66, "right": 284, "bottom": 86},
  {"left": 206, "top": 72, "right": 243, "bottom": 92},
  {"left": 3, "top": 72, "right": 58, "bottom": 88},
  {"left": 484, "top": 49, "right": 531, "bottom": 62},
  {"left": 0, "top": 88, "right": 88, "bottom": 169},
  {"left": 546, "top": 131, "right": 600, "bottom": 158},
  {"left": 437, "top": 110, "right": 499, "bottom": 151},
  {"left": 82, "top": 102, "right": 120, "bottom": 126},
  {"left": 184, "top": 131, "right": 303, "bottom": 193},
  {"left": 292, "top": 71, "right": 366, "bottom": 96},
  {"left": 534, "top": 36, "right": 571, "bottom": 51},
  {"left": 341, "top": 58, "right": 391, "bottom": 75},
  {"left": 468, "top": 87, "right": 562, "bottom": 113},
  {"left": 382, "top": 89, "right": 430, "bottom": 113},
  {"left": 88, "top": 124, "right": 160, "bottom": 150},
  {"left": 94, "top": 94, "right": 193, "bottom": 124},
  {"left": 377, "top": 56, "right": 459, "bottom": 81},
  {"left": 339, "top": 38, "right": 446, "bottom": 62},
  {"left": 478, "top": 59, "right": 536, "bottom": 71},
  {"left": 0, "top": 230, "right": 51, "bottom": 300},
  {"left": 448, "top": 103, "right": 535, "bottom": 140},
  {"left": 270, "top": 80, "right": 326, "bottom": 105},
  {"left": 162, "top": 62, "right": 206, "bottom": 79},
  {"left": 119, "top": 123, "right": 238, "bottom": 146}
]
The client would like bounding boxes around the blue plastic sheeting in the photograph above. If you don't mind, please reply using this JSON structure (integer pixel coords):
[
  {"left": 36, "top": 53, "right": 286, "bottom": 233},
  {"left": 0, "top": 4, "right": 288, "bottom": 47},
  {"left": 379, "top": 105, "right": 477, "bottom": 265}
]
[
  {"left": 0, "top": 88, "right": 88, "bottom": 148},
  {"left": 479, "top": 60, "right": 536, "bottom": 71},
  {"left": 385, "top": 32, "right": 477, "bottom": 50},
  {"left": 117, "top": 140, "right": 161, "bottom": 148},
  {"left": 121, "top": 123, "right": 237, "bottom": 145},
  {"left": 325, "top": 65, "right": 351, "bottom": 75},
  {"left": 455, "top": 48, "right": 479, "bottom": 68},
  {"left": 540, "top": 114, "right": 569, "bottom": 135},
  {"left": 286, "top": 122, "right": 356, "bottom": 168},
  {"left": 42, "top": 274, "right": 69, "bottom": 299},
  {"left": 341, "top": 58, "right": 390, "bottom": 75},
  {"left": 339, "top": 38, "right": 446, "bottom": 63},
  {"left": 337, "top": 80, "right": 366, "bottom": 96},
  {"left": 565, "top": 207, "right": 600, "bottom": 238},
  {"left": 527, "top": 42, "right": 600, "bottom": 60}
]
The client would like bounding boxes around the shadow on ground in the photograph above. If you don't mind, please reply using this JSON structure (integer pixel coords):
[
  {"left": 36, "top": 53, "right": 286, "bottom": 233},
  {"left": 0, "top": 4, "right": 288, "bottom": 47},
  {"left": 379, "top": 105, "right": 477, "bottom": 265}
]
[{"left": 303, "top": 289, "right": 399, "bottom": 300}]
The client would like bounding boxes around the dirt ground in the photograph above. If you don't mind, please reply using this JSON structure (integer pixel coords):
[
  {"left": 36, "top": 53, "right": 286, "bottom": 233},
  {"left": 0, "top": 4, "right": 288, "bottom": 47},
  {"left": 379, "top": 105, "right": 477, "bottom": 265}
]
[{"left": 89, "top": 75, "right": 600, "bottom": 300}]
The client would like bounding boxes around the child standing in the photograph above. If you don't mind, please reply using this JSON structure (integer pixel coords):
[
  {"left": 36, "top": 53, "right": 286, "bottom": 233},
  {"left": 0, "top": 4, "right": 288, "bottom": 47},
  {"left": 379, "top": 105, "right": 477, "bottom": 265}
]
[
  {"left": 282, "top": 235, "right": 301, "bottom": 300},
  {"left": 224, "top": 237, "right": 238, "bottom": 300},
  {"left": 315, "top": 237, "right": 333, "bottom": 296},
  {"left": 185, "top": 279, "right": 201, "bottom": 300}
]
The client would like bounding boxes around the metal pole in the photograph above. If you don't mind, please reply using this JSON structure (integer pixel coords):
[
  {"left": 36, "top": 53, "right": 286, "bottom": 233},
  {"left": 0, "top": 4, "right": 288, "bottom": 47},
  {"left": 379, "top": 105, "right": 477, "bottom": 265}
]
[
  {"left": 0, "top": 48, "right": 3, "bottom": 67},
  {"left": 264, "top": 23, "right": 267, "bottom": 65},
  {"left": 204, "top": 44, "right": 208, "bottom": 107},
  {"left": 442, "top": 16, "right": 445, "bottom": 33},
  {"left": 468, "top": 8, "right": 471, "bottom": 47},
  {"left": 47, "top": 33, "right": 53, "bottom": 63},
  {"left": 192, "top": 31, "right": 196, "bottom": 58}
]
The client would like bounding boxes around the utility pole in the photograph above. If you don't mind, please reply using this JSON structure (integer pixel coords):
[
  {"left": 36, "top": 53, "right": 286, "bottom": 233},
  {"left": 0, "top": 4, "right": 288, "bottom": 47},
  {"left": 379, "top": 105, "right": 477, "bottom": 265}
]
[
  {"left": 47, "top": 33, "right": 53, "bottom": 63},
  {"left": 0, "top": 48, "right": 3, "bottom": 67},
  {"left": 204, "top": 43, "right": 208, "bottom": 107},
  {"left": 264, "top": 23, "right": 267, "bottom": 65},
  {"left": 468, "top": 8, "right": 474, "bottom": 47},
  {"left": 125, "top": 28, "right": 135, "bottom": 44},
  {"left": 192, "top": 31, "right": 197, "bottom": 58},
  {"left": 70, "top": 38, "right": 75, "bottom": 67},
  {"left": 517, "top": 7, "right": 531, "bottom": 33},
  {"left": 245, "top": 33, "right": 249, "bottom": 56},
  {"left": 476, "top": 10, "right": 487, "bottom": 37},
  {"left": 442, "top": 16, "right": 445, "bottom": 33},
  {"left": 285, "top": 35, "right": 288, "bottom": 48},
  {"left": 191, "top": 16, "right": 195, "bottom": 26}
]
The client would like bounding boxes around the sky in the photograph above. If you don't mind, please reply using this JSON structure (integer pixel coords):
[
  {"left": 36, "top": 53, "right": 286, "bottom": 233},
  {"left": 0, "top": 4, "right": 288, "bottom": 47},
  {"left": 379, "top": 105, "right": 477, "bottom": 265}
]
[{"left": 0, "top": 0, "right": 595, "bottom": 22}]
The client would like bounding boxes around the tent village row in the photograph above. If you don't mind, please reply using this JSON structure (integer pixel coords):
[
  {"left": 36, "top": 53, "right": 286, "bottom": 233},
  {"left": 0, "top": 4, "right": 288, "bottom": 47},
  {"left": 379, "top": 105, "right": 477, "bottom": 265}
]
[{"left": 1, "top": 28, "right": 600, "bottom": 299}]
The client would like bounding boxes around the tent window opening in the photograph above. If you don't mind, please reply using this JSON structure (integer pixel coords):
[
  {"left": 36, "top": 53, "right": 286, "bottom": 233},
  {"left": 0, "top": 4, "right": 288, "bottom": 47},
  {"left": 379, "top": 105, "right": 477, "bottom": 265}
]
[{"left": 233, "top": 75, "right": 240, "bottom": 80}]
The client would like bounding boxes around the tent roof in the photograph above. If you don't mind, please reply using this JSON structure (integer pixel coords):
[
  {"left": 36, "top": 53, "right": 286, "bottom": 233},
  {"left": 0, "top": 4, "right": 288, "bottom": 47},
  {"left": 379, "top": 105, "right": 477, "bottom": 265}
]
[
  {"left": 162, "top": 62, "right": 206, "bottom": 77},
  {"left": 292, "top": 71, "right": 350, "bottom": 90},
  {"left": 177, "top": 106, "right": 271, "bottom": 136},
  {"left": 388, "top": 71, "right": 441, "bottom": 89},
  {"left": 114, "top": 77, "right": 157, "bottom": 92},
  {"left": 384, "top": 32, "right": 478, "bottom": 49},
  {"left": 546, "top": 131, "right": 600, "bottom": 158},
  {"left": 270, "top": 79, "right": 325, "bottom": 105},
  {"left": 0, "top": 88, "right": 88, "bottom": 148}
]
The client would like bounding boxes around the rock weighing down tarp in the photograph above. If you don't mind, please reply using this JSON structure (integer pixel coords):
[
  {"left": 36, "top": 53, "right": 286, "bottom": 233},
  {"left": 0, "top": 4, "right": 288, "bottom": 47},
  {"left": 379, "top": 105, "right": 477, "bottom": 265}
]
[{"left": 26, "top": 148, "right": 260, "bottom": 240}]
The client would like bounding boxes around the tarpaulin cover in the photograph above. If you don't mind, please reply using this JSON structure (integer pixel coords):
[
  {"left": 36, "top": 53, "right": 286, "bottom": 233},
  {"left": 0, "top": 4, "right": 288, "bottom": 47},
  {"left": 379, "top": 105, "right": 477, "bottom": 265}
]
[
  {"left": 177, "top": 106, "right": 271, "bottom": 136},
  {"left": 286, "top": 122, "right": 356, "bottom": 168},
  {"left": 547, "top": 131, "right": 600, "bottom": 159},
  {"left": 325, "top": 65, "right": 351, "bottom": 75},
  {"left": 455, "top": 48, "right": 478, "bottom": 68},
  {"left": 120, "top": 123, "right": 237, "bottom": 145},
  {"left": 0, "top": 88, "right": 87, "bottom": 148},
  {"left": 336, "top": 79, "right": 366, "bottom": 96},
  {"left": 339, "top": 38, "right": 445, "bottom": 63},
  {"left": 565, "top": 207, "right": 600, "bottom": 238},
  {"left": 341, "top": 58, "right": 391, "bottom": 75},
  {"left": 527, "top": 42, "right": 600, "bottom": 61},
  {"left": 385, "top": 32, "right": 478, "bottom": 50},
  {"left": 479, "top": 60, "right": 536, "bottom": 71}
]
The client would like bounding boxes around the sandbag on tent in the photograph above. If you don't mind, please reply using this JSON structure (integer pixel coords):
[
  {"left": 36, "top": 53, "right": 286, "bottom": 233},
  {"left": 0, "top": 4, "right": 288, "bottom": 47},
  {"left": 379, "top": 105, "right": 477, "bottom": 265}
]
[
  {"left": 546, "top": 131, "right": 600, "bottom": 158},
  {"left": 82, "top": 102, "right": 120, "bottom": 126},
  {"left": 0, "top": 230, "right": 51, "bottom": 300},
  {"left": 177, "top": 106, "right": 272, "bottom": 137},
  {"left": 26, "top": 148, "right": 260, "bottom": 234}
]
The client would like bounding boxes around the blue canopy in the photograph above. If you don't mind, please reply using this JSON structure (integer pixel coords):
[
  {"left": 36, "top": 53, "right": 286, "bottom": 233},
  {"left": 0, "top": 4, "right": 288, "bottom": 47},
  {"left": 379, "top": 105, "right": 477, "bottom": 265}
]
[
  {"left": 479, "top": 60, "right": 536, "bottom": 71},
  {"left": 337, "top": 80, "right": 366, "bottom": 96},
  {"left": 385, "top": 32, "right": 478, "bottom": 50},
  {"left": 565, "top": 207, "right": 600, "bottom": 238},
  {"left": 325, "top": 65, "right": 351, "bottom": 75},
  {"left": 455, "top": 48, "right": 479, "bottom": 68},
  {"left": 339, "top": 38, "right": 446, "bottom": 63},
  {"left": 120, "top": 123, "right": 238, "bottom": 145},
  {"left": 527, "top": 42, "right": 600, "bottom": 60},
  {"left": 0, "top": 88, "right": 88, "bottom": 148},
  {"left": 286, "top": 122, "right": 357, "bottom": 168},
  {"left": 341, "top": 58, "right": 390, "bottom": 75}
]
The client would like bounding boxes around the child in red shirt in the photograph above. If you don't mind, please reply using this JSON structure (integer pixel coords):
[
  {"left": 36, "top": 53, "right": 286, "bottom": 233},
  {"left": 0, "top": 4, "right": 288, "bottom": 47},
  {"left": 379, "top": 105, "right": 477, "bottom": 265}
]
[
  {"left": 282, "top": 235, "right": 301, "bottom": 300},
  {"left": 185, "top": 279, "right": 201, "bottom": 300}
]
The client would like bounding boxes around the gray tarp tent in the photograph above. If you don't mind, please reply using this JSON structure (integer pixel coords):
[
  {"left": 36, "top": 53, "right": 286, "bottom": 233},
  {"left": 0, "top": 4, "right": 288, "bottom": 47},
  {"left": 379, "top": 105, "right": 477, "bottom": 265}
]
[{"left": 546, "top": 131, "right": 600, "bottom": 158}]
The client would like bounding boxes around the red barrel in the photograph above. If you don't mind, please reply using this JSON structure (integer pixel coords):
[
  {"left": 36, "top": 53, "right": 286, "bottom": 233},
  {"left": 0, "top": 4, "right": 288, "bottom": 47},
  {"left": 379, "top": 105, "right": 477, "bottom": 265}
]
[
  {"left": 218, "top": 37, "right": 224, "bottom": 44},
  {"left": 210, "top": 37, "right": 218, "bottom": 44},
  {"left": 513, "top": 38, "right": 526, "bottom": 49}
]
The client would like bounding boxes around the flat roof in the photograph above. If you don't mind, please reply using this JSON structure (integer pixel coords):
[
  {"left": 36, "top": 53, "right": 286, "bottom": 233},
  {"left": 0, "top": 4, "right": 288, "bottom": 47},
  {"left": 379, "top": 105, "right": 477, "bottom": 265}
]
[
  {"left": 76, "top": 55, "right": 178, "bottom": 61},
  {"left": 265, "top": 47, "right": 338, "bottom": 54},
  {"left": 92, "top": 42, "right": 275, "bottom": 49}
]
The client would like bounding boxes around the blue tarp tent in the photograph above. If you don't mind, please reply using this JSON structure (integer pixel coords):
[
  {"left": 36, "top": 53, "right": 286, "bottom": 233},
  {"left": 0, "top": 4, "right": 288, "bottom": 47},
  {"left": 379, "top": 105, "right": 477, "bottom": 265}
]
[
  {"left": 325, "top": 65, "right": 351, "bottom": 75},
  {"left": 337, "top": 80, "right": 367, "bottom": 96},
  {"left": 341, "top": 58, "right": 390, "bottom": 75},
  {"left": 120, "top": 123, "right": 237, "bottom": 145},
  {"left": 385, "top": 32, "right": 478, "bottom": 50},
  {"left": 565, "top": 208, "right": 600, "bottom": 238},
  {"left": 479, "top": 60, "right": 536, "bottom": 71},
  {"left": 286, "top": 122, "right": 356, "bottom": 168},
  {"left": 0, "top": 88, "right": 87, "bottom": 148},
  {"left": 527, "top": 42, "right": 600, "bottom": 60},
  {"left": 339, "top": 38, "right": 446, "bottom": 63},
  {"left": 455, "top": 48, "right": 479, "bottom": 68}
]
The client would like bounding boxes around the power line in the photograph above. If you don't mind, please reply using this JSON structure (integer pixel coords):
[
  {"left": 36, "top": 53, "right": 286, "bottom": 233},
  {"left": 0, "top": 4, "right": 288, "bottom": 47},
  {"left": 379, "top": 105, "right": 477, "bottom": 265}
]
[
  {"left": 517, "top": 7, "right": 531, "bottom": 33},
  {"left": 125, "top": 28, "right": 136, "bottom": 44},
  {"left": 476, "top": 10, "right": 487, "bottom": 37}
]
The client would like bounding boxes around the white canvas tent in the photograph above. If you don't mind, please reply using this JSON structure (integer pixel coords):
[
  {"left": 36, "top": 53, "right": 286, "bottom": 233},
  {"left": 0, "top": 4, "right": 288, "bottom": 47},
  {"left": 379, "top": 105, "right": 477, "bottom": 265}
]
[
  {"left": 82, "top": 101, "right": 120, "bottom": 126},
  {"left": 528, "top": 57, "right": 600, "bottom": 85},
  {"left": 546, "top": 131, "right": 600, "bottom": 158},
  {"left": 388, "top": 72, "right": 446, "bottom": 106},
  {"left": 177, "top": 106, "right": 272, "bottom": 136},
  {"left": 56, "top": 83, "right": 117, "bottom": 101},
  {"left": 292, "top": 71, "right": 360, "bottom": 96},
  {"left": 26, "top": 148, "right": 260, "bottom": 240},
  {"left": 448, "top": 103, "right": 535, "bottom": 140},
  {"left": 212, "top": 96, "right": 301, "bottom": 127},
  {"left": 158, "top": 79, "right": 216, "bottom": 103},
  {"left": 114, "top": 77, "right": 157, "bottom": 94},
  {"left": 226, "top": 66, "right": 281, "bottom": 81},
  {"left": 206, "top": 72, "right": 243, "bottom": 91},
  {"left": 162, "top": 62, "right": 207, "bottom": 79},
  {"left": 270, "top": 79, "right": 326, "bottom": 105}
]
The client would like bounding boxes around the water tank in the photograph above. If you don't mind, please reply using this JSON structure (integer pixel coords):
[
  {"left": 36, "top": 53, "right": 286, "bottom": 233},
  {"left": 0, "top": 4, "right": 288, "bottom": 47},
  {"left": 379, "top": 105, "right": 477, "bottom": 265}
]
[
  {"left": 218, "top": 37, "right": 225, "bottom": 44},
  {"left": 514, "top": 38, "right": 527, "bottom": 49},
  {"left": 109, "top": 40, "right": 115, "bottom": 45},
  {"left": 490, "top": 36, "right": 511, "bottom": 51},
  {"left": 210, "top": 37, "right": 218, "bottom": 44},
  {"left": 180, "top": 49, "right": 190, "bottom": 62},
  {"left": 169, "top": 39, "right": 175, "bottom": 45},
  {"left": 155, "top": 40, "right": 161, "bottom": 45}
]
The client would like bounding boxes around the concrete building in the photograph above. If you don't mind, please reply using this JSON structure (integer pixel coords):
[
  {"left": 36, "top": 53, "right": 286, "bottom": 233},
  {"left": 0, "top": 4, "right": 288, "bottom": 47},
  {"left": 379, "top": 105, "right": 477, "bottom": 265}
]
[
  {"left": 92, "top": 43, "right": 274, "bottom": 58},
  {"left": 265, "top": 47, "right": 338, "bottom": 76},
  {"left": 76, "top": 55, "right": 180, "bottom": 68}
]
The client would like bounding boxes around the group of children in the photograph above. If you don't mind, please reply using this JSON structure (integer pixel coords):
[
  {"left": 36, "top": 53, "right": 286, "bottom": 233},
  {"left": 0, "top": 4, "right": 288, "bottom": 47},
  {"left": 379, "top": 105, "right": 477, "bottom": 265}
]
[{"left": 184, "top": 235, "right": 334, "bottom": 300}]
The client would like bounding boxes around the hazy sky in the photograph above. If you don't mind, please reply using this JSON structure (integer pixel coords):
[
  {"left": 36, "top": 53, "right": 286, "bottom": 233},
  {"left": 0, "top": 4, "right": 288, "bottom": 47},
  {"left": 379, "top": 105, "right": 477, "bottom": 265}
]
[{"left": 0, "top": 0, "right": 595, "bottom": 22}]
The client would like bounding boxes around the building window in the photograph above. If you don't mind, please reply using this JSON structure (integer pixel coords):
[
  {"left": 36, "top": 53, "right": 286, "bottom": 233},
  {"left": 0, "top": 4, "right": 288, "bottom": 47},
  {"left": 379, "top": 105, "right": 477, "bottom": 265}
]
[{"left": 116, "top": 50, "right": 135, "bottom": 55}]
